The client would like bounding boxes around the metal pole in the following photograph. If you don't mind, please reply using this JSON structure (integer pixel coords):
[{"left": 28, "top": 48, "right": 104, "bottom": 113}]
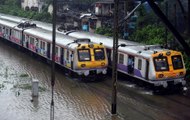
[
  {"left": 188, "top": 0, "right": 190, "bottom": 34},
  {"left": 146, "top": 0, "right": 190, "bottom": 57},
  {"left": 111, "top": 0, "right": 119, "bottom": 115},
  {"left": 50, "top": 0, "right": 57, "bottom": 119},
  {"left": 165, "top": 1, "right": 168, "bottom": 48},
  {"left": 123, "top": 0, "right": 126, "bottom": 39},
  {"left": 174, "top": 3, "right": 177, "bottom": 28}
]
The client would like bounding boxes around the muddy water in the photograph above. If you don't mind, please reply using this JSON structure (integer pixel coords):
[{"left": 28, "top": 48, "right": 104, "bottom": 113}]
[
  {"left": 0, "top": 42, "right": 112, "bottom": 120},
  {"left": 1, "top": 41, "right": 190, "bottom": 120}
]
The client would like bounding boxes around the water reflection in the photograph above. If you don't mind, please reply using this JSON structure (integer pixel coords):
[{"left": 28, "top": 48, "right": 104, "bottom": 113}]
[
  {"left": 0, "top": 42, "right": 111, "bottom": 120},
  {"left": 31, "top": 96, "right": 39, "bottom": 111}
]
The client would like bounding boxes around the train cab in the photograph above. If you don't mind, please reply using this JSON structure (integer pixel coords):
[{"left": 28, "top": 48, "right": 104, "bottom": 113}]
[
  {"left": 72, "top": 39, "right": 108, "bottom": 76},
  {"left": 151, "top": 50, "right": 186, "bottom": 87}
]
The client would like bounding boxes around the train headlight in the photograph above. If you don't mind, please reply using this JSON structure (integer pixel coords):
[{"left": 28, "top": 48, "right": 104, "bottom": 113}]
[
  {"left": 166, "top": 51, "right": 171, "bottom": 56},
  {"left": 101, "top": 62, "right": 105, "bottom": 66},
  {"left": 180, "top": 72, "right": 184, "bottom": 76},
  {"left": 88, "top": 44, "right": 94, "bottom": 48},
  {"left": 158, "top": 74, "right": 164, "bottom": 78},
  {"left": 102, "top": 69, "right": 107, "bottom": 74},
  {"left": 84, "top": 71, "right": 89, "bottom": 76},
  {"left": 81, "top": 64, "right": 86, "bottom": 67}
]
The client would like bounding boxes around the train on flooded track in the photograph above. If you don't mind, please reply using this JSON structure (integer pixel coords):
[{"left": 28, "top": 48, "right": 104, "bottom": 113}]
[
  {"left": 0, "top": 13, "right": 187, "bottom": 88},
  {"left": 0, "top": 18, "right": 108, "bottom": 80}
]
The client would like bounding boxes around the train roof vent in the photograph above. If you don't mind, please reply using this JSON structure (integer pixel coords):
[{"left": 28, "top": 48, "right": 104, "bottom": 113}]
[
  {"left": 144, "top": 45, "right": 162, "bottom": 50},
  {"left": 74, "top": 39, "right": 91, "bottom": 43},
  {"left": 17, "top": 21, "right": 36, "bottom": 29}
]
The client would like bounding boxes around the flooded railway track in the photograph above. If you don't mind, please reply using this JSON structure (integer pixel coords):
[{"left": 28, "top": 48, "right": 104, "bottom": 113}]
[
  {"left": 86, "top": 77, "right": 190, "bottom": 120},
  {"left": 1, "top": 40, "right": 190, "bottom": 120}
]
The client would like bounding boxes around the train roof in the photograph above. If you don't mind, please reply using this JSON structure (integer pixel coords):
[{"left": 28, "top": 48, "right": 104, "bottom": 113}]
[
  {"left": 0, "top": 13, "right": 55, "bottom": 32},
  {"left": 24, "top": 27, "right": 84, "bottom": 49},
  {"left": 0, "top": 13, "right": 171, "bottom": 58},
  {"left": 66, "top": 30, "right": 141, "bottom": 47},
  {"left": 25, "top": 27, "right": 105, "bottom": 50},
  {"left": 66, "top": 31, "right": 171, "bottom": 59},
  {"left": 0, "top": 19, "right": 18, "bottom": 28}
]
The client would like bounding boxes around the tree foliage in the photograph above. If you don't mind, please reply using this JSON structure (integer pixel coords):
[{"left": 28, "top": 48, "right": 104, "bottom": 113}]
[
  {"left": 0, "top": 0, "right": 52, "bottom": 23},
  {"left": 129, "top": 24, "right": 173, "bottom": 45},
  {"left": 95, "top": 27, "right": 113, "bottom": 37}
]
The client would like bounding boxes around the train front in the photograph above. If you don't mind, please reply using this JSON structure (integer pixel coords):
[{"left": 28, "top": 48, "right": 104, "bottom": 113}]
[
  {"left": 74, "top": 42, "right": 108, "bottom": 79},
  {"left": 150, "top": 50, "right": 186, "bottom": 88}
]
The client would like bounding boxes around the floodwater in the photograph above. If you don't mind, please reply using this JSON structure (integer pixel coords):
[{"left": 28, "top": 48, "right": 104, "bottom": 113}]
[
  {"left": 0, "top": 42, "right": 111, "bottom": 120},
  {"left": 1, "top": 41, "right": 190, "bottom": 120}
]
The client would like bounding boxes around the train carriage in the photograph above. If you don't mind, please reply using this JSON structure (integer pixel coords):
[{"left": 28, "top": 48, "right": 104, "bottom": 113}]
[
  {"left": 66, "top": 31, "right": 186, "bottom": 88},
  {"left": 0, "top": 18, "right": 108, "bottom": 79}
]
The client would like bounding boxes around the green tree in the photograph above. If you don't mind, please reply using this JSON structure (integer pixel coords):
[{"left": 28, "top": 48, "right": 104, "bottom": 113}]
[
  {"left": 129, "top": 24, "right": 173, "bottom": 45},
  {"left": 95, "top": 27, "right": 113, "bottom": 37}
]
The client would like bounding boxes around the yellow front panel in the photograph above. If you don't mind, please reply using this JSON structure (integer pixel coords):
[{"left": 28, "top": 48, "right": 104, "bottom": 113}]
[
  {"left": 76, "top": 43, "right": 108, "bottom": 69},
  {"left": 152, "top": 50, "right": 186, "bottom": 79}
]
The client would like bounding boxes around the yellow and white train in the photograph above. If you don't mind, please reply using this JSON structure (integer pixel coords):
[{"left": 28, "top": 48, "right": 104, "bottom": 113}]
[{"left": 0, "top": 18, "right": 108, "bottom": 79}]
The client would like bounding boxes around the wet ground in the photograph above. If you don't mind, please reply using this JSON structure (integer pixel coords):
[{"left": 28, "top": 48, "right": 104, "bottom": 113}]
[{"left": 1, "top": 41, "right": 190, "bottom": 120}]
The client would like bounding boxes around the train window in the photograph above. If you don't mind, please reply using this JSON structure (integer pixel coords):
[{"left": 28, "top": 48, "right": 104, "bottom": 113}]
[
  {"left": 55, "top": 47, "right": 58, "bottom": 55},
  {"left": 42, "top": 42, "right": 45, "bottom": 49},
  {"left": 40, "top": 41, "right": 42, "bottom": 48},
  {"left": 138, "top": 59, "right": 142, "bottom": 70},
  {"left": 94, "top": 48, "right": 105, "bottom": 61},
  {"left": 153, "top": 57, "right": 169, "bottom": 71},
  {"left": 5, "top": 28, "right": 8, "bottom": 34},
  {"left": 172, "top": 55, "right": 183, "bottom": 70},
  {"left": 78, "top": 49, "right": 91, "bottom": 61},
  {"left": 119, "top": 54, "right": 124, "bottom": 64},
  {"left": 66, "top": 50, "right": 70, "bottom": 60},
  {"left": 30, "top": 37, "right": 35, "bottom": 44}
]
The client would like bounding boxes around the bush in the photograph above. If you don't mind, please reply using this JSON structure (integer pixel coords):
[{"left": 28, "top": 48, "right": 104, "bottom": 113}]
[
  {"left": 129, "top": 24, "right": 173, "bottom": 45},
  {"left": 95, "top": 27, "right": 113, "bottom": 37}
]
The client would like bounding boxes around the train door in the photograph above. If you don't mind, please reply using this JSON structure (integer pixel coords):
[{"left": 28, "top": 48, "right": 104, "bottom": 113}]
[
  {"left": 60, "top": 48, "right": 64, "bottom": 65},
  {"left": 26, "top": 35, "right": 29, "bottom": 48},
  {"left": 9, "top": 28, "right": 12, "bottom": 41},
  {"left": 145, "top": 60, "right": 149, "bottom": 80},
  {"left": 47, "top": 42, "right": 51, "bottom": 59},
  {"left": 21, "top": 30, "right": 24, "bottom": 46},
  {"left": 71, "top": 51, "right": 74, "bottom": 70},
  {"left": 106, "top": 48, "right": 112, "bottom": 66},
  {"left": 35, "top": 38, "right": 39, "bottom": 53},
  {"left": 65, "top": 50, "right": 71, "bottom": 68},
  {"left": 127, "top": 55, "right": 134, "bottom": 74}
]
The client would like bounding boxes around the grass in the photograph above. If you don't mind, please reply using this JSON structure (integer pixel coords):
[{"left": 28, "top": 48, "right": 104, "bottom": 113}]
[
  {"left": 0, "top": 84, "right": 4, "bottom": 89},
  {"left": 13, "top": 83, "right": 46, "bottom": 92},
  {"left": 19, "top": 74, "right": 29, "bottom": 77},
  {"left": 14, "top": 84, "right": 31, "bottom": 90}
]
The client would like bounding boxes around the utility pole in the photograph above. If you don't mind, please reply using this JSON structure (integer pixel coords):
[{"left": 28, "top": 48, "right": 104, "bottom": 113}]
[
  {"left": 123, "top": 0, "right": 127, "bottom": 39},
  {"left": 111, "top": 0, "right": 119, "bottom": 115},
  {"left": 174, "top": 3, "right": 177, "bottom": 28},
  {"left": 188, "top": 0, "right": 190, "bottom": 34},
  {"left": 165, "top": 1, "right": 168, "bottom": 48},
  {"left": 50, "top": 0, "right": 57, "bottom": 119}
]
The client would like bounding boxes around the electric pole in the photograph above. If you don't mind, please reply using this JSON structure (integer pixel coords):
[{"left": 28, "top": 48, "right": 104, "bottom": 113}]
[{"left": 111, "top": 0, "right": 119, "bottom": 115}]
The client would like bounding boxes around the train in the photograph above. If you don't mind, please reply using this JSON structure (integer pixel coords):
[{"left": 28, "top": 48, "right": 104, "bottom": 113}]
[
  {"left": 0, "top": 18, "right": 108, "bottom": 79},
  {"left": 0, "top": 13, "right": 187, "bottom": 88}
]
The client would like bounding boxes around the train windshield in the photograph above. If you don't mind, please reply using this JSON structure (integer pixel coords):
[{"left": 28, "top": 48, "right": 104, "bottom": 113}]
[
  {"left": 78, "top": 49, "right": 91, "bottom": 61},
  {"left": 94, "top": 48, "right": 105, "bottom": 60},
  {"left": 172, "top": 55, "right": 183, "bottom": 70},
  {"left": 153, "top": 57, "right": 169, "bottom": 71}
]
